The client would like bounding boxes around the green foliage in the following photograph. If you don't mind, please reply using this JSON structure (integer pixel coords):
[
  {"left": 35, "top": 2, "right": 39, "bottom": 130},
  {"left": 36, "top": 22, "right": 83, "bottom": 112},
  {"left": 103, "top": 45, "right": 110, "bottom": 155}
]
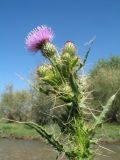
[
  {"left": 24, "top": 26, "right": 117, "bottom": 159},
  {"left": 95, "top": 123, "right": 120, "bottom": 141},
  {"left": 0, "top": 122, "right": 38, "bottom": 138},
  {"left": 71, "top": 120, "right": 93, "bottom": 160},
  {"left": 31, "top": 92, "right": 53, "bottom": 125},
  {"left": 0, "top": 122, "right": 119, "bottom": 142},
  {"left": 26, "top": 38, "right": 117, "bottom": 160},
  {"left": 36, "top": 46, "right": 87, "bottom": 132},
  {"left": 0, "top": 84, "right": 32, "bottom": 121},
  {"left": 1, "top": 52, "right": 116, "bottom": 159},
  {"left": 93, "top": 94, "right": 117, "bottom": 128},
  {"left": 89, "top": 56, "right": 120, "bottom": 122}
]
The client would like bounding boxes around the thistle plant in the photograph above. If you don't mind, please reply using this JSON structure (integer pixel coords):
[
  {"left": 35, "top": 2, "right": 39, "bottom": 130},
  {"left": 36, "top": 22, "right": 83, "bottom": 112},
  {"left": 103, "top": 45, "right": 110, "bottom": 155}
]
[{"left": 25, "top": 25, "right": 116, "bottom": 160}]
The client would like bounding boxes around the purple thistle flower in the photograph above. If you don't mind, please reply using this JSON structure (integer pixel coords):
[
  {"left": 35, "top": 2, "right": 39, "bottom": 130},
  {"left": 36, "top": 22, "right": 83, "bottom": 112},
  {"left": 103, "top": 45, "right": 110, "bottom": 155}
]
[{"left": 26, "top": 25, "right": 54, "bottom": 52}]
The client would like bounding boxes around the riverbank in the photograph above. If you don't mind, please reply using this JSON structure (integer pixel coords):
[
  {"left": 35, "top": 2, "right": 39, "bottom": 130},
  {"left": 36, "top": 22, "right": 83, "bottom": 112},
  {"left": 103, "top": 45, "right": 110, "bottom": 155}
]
[
  {"left": 95, "top": 123, "right": 120, "bottom": 143},
  {"left": 0, "top": 122, "right": 39, "bottom": 140},
  {"left": 0, "top": 122, "right": 120, "bottom": 143},
  {"left": 0, "top": 122, "right": 60, "bottom": 141}
]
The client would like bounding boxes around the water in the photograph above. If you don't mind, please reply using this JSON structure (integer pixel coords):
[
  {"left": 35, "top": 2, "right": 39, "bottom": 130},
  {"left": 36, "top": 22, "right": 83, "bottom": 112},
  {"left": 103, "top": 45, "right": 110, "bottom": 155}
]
[
  {"left": 0, "top": 138, "right": 57, "bottom": 160},
  {"left": 0, "top": 138, "right": 119, "bottom": 160}
]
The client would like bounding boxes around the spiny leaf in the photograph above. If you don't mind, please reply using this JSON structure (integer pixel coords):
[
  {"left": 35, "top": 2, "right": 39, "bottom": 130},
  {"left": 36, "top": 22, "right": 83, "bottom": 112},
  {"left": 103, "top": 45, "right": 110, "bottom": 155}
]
[
  {"left": 93, "top": 93, "right": 116, "bottom": 129},
  {"left": 70, "top": 57, "right": 80, "bottom": 69},
  {"left": 77, "top": 48, "right": 91, "bottom": 71},
  {"left": 25, "top": 122, "right": 64, "bottom": 153}
]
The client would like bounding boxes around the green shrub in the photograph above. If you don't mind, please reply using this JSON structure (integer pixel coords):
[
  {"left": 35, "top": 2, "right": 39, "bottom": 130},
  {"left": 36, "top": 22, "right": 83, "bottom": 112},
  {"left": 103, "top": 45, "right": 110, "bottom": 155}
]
[
  {"left": 89, "top": 56, "right": 120, "bottom": 122},
  {"left": 0, "top": 84, "right": 32, "bottom": 121}
]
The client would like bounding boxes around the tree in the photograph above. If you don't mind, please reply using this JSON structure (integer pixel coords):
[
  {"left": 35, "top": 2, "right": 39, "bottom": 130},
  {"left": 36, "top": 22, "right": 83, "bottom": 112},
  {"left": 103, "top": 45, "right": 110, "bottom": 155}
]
[
  {"left": 0, "top": 84, "right": 32, "bottom": 121},
  {"left": 31, "top": 92, "right": 53, "bottom": 125},
  {"left": 89, "top": 56, "right": 120, "bottom": 122}
]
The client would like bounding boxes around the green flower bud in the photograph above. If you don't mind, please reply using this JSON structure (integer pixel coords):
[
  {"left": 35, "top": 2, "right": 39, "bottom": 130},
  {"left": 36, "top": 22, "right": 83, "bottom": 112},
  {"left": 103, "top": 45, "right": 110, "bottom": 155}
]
[
  {"left": 61, "top": 52, "right": 71, "bottom": 63},
  {"left": 62, "top": 41, "right": 76, "bottom": 56},
  {"left": 41, "top": 42, "right": 57, "bottom": 57},
  {"left": 59, "top": 84, "right": 73, "bottom": 97},
  {"left": 37, "top": 65, "right": 52, "bottom": 77}
]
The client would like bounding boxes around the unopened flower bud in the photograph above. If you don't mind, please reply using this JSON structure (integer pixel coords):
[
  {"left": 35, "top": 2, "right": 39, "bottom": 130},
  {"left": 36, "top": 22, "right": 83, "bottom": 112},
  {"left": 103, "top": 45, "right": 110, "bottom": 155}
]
[
  {"left": 37, "top": 65, "right": 52, "bottom": 77},
  {"left": 61, "top": 52, "right": 71, "bottom": 62},
  {"left": 62, "top": 41, "right": 76, "bottom": 56},
  {"left": 41, "top": 42, "right": 57, "bottom": 57}
]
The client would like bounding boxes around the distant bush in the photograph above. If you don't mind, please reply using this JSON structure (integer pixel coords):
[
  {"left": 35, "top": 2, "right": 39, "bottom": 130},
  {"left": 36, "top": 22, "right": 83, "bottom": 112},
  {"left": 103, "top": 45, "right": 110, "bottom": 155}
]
[
  {"left": 31, "top": 89, "right": 68, "bottom": 126},
  {"left": 0, "top": 84, "right": 32, "bottom": 121},
  {"left": 89, "top": 56, "right": 120, "bottom": 122},
  {"left": 31, "top": 92, "right": 53, "bottom": 125}
]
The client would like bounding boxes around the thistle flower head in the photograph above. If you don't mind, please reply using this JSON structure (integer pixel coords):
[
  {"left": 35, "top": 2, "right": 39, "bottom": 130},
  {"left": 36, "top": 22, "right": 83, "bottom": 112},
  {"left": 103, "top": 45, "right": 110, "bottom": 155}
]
[{"left": 26, "top": 25, "right": 54, "bottom": 52}]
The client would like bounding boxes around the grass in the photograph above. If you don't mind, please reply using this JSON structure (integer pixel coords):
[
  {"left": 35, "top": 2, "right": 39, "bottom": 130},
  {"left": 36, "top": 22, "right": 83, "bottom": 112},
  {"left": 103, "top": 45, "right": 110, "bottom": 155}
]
[
  {"left": 95, "top": 123, "right": 120, "bottom": 142},
  {"left": 0, "top": 122, "right": 39, "bottom": 139},
  {"left": 0, "top": 122, "right": 120, "bottom": 142},
  {"left": 0, "top": 122, "right": 61, "bottom": 140}
]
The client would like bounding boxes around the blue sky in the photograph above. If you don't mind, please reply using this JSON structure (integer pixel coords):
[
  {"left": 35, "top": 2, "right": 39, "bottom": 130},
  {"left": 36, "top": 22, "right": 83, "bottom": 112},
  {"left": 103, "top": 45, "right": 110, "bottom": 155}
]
[{"left": 0, "top": 0, "right": 120, "bottom": 92}]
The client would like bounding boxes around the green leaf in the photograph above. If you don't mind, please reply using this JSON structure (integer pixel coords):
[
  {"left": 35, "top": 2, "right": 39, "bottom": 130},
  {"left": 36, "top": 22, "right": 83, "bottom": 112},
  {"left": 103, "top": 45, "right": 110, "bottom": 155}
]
[{"left": 93, "top": 93, "right": 116, "bottom": 129}]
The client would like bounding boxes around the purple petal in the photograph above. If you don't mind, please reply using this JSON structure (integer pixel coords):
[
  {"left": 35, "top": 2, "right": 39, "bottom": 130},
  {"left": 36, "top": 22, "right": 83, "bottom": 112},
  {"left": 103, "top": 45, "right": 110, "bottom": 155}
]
[{"left": 26, "top": 25, "right": 54, "bottom": 52}]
